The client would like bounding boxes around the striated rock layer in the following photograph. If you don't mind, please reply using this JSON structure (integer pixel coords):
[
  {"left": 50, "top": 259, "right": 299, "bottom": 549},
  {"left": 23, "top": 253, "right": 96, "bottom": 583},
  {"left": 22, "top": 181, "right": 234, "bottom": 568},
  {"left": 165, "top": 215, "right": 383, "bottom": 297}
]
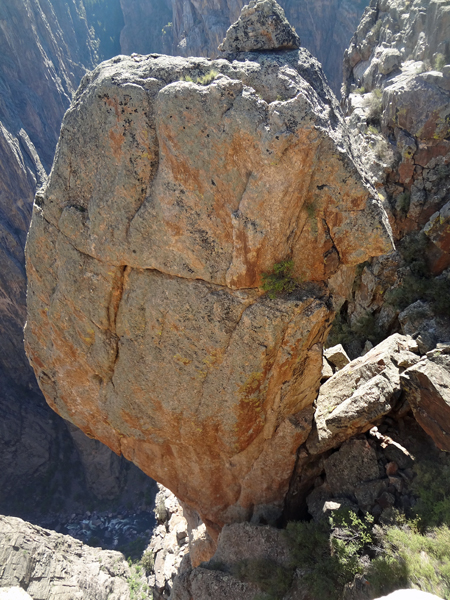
[{"left": 25, "top": 40, "right": 392, "bottom": 533}]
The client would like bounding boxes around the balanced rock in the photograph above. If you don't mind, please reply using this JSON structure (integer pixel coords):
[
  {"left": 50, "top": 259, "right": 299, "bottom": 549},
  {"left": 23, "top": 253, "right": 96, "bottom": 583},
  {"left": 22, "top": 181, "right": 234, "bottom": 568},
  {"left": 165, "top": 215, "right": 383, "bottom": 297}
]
[
  {"left": 219, "top": 0, "right": 300, "bottom": 53},
  {"left": 25, "top": 41, "right": 392, "bottom": 534}
]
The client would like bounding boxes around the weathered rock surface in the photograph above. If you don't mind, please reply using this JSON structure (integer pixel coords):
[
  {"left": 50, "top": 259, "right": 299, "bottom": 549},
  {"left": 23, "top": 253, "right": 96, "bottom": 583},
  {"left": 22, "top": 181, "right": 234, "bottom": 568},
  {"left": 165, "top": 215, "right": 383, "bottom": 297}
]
[
  {"left": 401, "top": 346, "right": 450, "bottom": 451},
  {"left": 218, "top": 0, "right": 300, "bottom": 53},
  {"left": 0, "top": 515, "right": 134, "bottom": 599},
  {"left": 25, "top": 19, "right": 392, "bottom": 535}
]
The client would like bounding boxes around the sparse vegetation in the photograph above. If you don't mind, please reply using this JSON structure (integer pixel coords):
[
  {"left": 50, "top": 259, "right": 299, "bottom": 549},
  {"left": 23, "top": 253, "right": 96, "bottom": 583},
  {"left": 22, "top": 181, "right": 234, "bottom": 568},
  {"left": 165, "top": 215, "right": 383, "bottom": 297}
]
[
  {"left": 261, "top": 260, "right": 298, "bottom": 299},
  {"left": 231, "top": 558, "right": 293, "bottom": 600},
  {"left": 396, "top": 190, "right": 411, "bottom": 215},
  {"left": 370, "top": 19, "right": 383, "bottom": 39},
  {"left": 354, "top": 86, "right": 366, "bottom": 94},
  {"left": 365, "top": 88, "right": 383, "bottom": 124},
  {"left": 386, "top": 233, "right": 450, "bottom": 317},
  {"left": 434, "top": 53, "right": 446, "bottom": 72},
  {"left": 182, "top": 69, "right": 219, "bottom": 85}
]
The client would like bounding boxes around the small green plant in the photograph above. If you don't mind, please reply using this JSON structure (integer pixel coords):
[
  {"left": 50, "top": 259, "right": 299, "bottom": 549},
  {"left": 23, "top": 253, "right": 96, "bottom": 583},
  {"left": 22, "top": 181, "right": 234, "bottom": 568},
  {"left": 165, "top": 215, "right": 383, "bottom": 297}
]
[
  {"left": 182, "top": 69, "right": 219, "bottom": 85},
  {"left": 365, "top": 87, "right": 383, "bottom": 123},
  {"left": 354, "top": 86, "right": 366, "bottom": 94},
  {"left": 141, "top": 550, "right": 155, "bottom": 575},
  {"left": 127, "top": 564, "right": 151, "bottom": 600},
  {"left": 434, "top": 53, "right": 446, "bottom": 72},
  {"left": 367, "top": 124, "right": 379, "bottom": 135},
  {"left": 261, "top": 260, "right": 298, "bottom": 299},
  {"left": 162, "top": 21, "right": 172, "bottom": 36}
]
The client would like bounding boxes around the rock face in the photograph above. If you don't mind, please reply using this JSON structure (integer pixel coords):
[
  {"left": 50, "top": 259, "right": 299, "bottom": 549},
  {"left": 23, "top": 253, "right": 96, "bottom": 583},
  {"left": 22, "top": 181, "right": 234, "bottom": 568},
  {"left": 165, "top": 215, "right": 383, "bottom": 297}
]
[
  {"left": 0, "top": 515, "right": 133, "bottom": 600},
  {"left": 25, "top": 8, "right": 393, "bottom": 535},
  {"left": 401, "top": 346, "right": 450, "bottom": 452},
  {"left": 218, "top": 0, "right": 300, "bottom": 53},
  {"left": 119, "top": 0, "right": 370, "bottom": 93}
]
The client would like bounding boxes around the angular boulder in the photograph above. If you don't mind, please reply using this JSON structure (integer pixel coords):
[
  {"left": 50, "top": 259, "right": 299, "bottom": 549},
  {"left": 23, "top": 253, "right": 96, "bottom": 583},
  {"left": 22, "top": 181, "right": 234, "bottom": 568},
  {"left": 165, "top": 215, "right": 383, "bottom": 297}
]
[
  {"left": 308, "top": 335, "right": 419, "bottom": 454},
  {"left": 25, "top": 35, "right": 392, "bottom": 532},
  {"left": 401, "top": 347, "right": 450, "bottom": 451},
  {"left": 219, "top": 0, "right": 300, "bottom": 54}
]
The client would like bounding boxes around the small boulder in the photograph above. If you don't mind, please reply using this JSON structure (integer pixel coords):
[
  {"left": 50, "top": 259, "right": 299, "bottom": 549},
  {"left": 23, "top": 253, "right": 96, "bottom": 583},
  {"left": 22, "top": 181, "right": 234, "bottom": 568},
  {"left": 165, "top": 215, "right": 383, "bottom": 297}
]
[
  {"left": 324, "top": 439, "right": 380, "bottom": 496},
  {"left": 219, "top": 0, "right": 300, "bottom": 53},
  {"left": 324, "top": 344, "right": 350, "bottom": 370}
]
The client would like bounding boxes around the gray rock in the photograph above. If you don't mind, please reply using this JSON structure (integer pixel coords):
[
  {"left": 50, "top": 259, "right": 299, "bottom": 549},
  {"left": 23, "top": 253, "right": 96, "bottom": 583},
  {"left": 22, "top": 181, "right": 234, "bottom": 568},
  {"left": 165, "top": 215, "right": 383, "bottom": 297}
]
[
  {"left": 324, "top": 439, "right": 380, "bottom": 496},
  {"left": 401, "top": 352, "right": 450, "bottom": 452},
  {"left": 219, "top": 0, "right": 300, "bottom": 53},
  {"left": 0, "top": 515, "right": 133, "bottom": 600},
  {"left": 308, "top": 335, "right": 414, "bottom": 454}
]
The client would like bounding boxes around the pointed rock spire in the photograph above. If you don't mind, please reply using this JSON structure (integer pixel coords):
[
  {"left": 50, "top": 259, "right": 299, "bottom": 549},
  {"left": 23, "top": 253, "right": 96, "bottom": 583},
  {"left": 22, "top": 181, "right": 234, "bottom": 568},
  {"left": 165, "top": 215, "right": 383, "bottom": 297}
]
[{"left": 218, "top": 0, "right": 300, "bottom": 53}]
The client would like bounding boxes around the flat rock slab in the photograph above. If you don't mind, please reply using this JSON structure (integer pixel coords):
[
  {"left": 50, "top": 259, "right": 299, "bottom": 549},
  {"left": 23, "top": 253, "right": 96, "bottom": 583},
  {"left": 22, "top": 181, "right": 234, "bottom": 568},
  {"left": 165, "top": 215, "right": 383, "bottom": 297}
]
[{"left": 25, "top": 49, "right": 392, "bottom": 532}]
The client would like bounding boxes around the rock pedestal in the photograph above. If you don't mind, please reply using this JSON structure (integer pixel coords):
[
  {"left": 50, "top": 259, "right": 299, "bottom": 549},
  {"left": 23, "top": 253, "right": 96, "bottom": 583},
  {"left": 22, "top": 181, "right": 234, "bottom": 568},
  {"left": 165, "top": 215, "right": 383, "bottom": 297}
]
[{"left": 25, "top": 3, "right": 392, "bottom": 535}]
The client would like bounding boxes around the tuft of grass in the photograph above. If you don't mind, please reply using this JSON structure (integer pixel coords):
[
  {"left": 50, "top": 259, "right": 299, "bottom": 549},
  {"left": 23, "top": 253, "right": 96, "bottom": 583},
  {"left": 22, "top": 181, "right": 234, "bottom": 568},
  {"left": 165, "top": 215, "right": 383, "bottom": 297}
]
[
  {"left": 182, "top": 69, "right": 219, "bottom": 85},
  {"left": 365, "top": 88, "right": 383, "bottom": 123},
  {"left": 261, "top": 260, "right": 298, "bottom": 299}
]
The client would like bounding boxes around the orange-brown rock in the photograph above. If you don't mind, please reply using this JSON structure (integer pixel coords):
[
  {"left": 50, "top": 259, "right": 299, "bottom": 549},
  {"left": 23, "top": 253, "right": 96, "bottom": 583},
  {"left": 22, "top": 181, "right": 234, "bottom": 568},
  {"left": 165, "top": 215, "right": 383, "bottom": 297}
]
[{"left": 25, "top": 34, "right": 393, "bottom": 533}]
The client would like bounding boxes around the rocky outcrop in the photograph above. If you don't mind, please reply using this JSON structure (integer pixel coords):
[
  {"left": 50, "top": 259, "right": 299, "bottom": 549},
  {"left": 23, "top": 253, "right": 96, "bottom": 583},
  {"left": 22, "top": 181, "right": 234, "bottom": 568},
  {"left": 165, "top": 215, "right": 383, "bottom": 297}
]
[
  {"left": 401, "top": 344, "right": 450, "bottom": 452},
  {"left": 218, "top": 0, "right": 300, "bottom": 53},
  {"left": 0, "top": 515, "right": 135, "bottom": 599},
  {"left": 333, "top": 0, "right": 450, "bottom": 357},
  {"left": 25, "top": 3, "right": 393, "bottom": 536},
  {"left": 309, "top": 334, "right": 419, "bottom": 454},
  {"left": 119, "top": 0, "right": 370, "bottom": 93}
]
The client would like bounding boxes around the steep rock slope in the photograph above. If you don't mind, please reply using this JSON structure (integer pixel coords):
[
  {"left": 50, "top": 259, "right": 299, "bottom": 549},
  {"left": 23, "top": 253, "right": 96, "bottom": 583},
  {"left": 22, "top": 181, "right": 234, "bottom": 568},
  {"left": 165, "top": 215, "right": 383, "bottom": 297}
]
[
  {"left": 333, "top": 0, "right": 450, "bottom": 357},
  {"left": 25, "top": 2, "right": 393, "bottom": 535},
  {"left": 0, "top": 515, "right": 136, "bottom": 600},
  {"left": 0, "top": 0, "right": 152, "bottom": 518},
  {"left": 119, "top": 0, "right": 370, "bottom": 93}
]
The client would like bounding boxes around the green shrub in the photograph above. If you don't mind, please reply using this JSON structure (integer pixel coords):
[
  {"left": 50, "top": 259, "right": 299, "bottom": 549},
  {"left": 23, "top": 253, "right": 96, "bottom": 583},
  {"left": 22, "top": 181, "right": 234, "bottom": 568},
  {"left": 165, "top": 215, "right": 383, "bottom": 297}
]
[
  {"left": 434, "top": 53, "right": 446, "bottom": 72},
  {"left": 370, "top": 19, "right": 383, "bottom": 39},
  {"left": 411, "top": 458, "right": 450, "bottom": 529},
  {"left": 284, "top": 510, "right": 374, "bottom": 600},
  {"left": 354, "top": 86, "right": 366, "bottom": 94},
  {"left": 141, "top": 550, "right": 155, "bottom": 575},
  {"left": 365, "top": 88, "right": 383, "bottom": 123},
  {"left": 261, "top": 260, "right": 298, "bottom": 299},
  {"left": 367, "top": 525, "right": 450, "bottom": 599}
]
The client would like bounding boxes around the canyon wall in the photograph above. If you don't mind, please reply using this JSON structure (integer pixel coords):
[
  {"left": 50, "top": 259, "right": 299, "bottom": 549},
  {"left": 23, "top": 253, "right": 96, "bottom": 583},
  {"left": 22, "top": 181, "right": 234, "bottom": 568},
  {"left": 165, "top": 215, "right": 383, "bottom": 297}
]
[{"left": 0, "top": 0, "right": 152, "bottom": 519}]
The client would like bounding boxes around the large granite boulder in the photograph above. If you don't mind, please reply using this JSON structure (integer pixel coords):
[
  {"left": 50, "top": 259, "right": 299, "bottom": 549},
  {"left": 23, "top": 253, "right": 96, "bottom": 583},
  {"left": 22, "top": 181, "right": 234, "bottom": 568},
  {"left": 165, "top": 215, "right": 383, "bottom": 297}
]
[{"left": 25, "top": 17, "right": 392, "bottom": 534}]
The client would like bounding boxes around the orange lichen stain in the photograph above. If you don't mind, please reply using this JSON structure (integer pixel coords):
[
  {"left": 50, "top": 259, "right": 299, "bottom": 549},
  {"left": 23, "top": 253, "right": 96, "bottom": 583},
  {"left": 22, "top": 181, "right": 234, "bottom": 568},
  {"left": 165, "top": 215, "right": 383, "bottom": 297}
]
[
  {"left": 173, "top": 353, "right": 192, "bottom": 366},
  {"left": 233, "top": 370, "right": 267, "bottom": 451},
  {"left": 109, "top": 129, "right": 125, "bottom": 160}
]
